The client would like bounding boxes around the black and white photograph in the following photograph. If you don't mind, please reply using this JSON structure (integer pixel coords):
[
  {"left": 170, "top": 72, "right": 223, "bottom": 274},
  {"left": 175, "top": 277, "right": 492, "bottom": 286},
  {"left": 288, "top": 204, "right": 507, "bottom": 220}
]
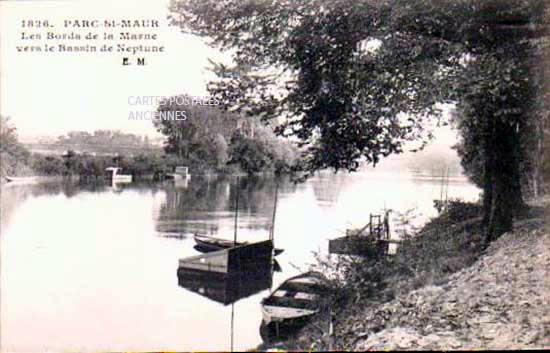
[{"left": 0, "top": 0, "right": 548, "bottom": 351}]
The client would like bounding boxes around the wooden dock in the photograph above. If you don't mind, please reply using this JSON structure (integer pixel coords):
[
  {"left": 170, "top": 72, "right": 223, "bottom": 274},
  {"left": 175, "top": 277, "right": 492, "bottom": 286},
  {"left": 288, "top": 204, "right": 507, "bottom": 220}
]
[
  {"left": 329, "top": 212, "right": 398, "bottom": 257},
  {"left": 329, "top": 237, "right": 391, "bottom": 256}
]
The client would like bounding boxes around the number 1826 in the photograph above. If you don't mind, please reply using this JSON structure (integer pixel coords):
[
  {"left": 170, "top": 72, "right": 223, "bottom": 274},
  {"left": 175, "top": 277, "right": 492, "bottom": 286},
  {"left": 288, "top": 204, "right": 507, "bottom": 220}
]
[{"left": 21, "top": 20, "right": 51, "bottom": 28}]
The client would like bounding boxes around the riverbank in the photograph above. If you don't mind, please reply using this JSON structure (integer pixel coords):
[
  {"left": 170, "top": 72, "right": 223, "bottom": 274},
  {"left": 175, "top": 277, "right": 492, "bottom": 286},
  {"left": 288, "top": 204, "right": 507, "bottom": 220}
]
[{"left": 259, "top": 196, "right": 549, "bottom": 351}]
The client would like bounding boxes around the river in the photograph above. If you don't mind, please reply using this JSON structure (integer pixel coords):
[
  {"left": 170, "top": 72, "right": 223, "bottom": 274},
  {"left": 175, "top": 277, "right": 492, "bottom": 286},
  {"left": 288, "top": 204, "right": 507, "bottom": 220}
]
[{"left": 0, "top": 169, "right": 479, "bottom": 352}]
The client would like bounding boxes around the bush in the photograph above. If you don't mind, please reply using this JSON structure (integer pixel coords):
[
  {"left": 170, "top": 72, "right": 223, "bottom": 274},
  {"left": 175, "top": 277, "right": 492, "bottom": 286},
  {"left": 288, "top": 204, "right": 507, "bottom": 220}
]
[
  {"left": 431, "top": 198, "right": 483, "bottom": 225},
  {"left": 312, "top": 201, "right": 484, "bottom": 315}
]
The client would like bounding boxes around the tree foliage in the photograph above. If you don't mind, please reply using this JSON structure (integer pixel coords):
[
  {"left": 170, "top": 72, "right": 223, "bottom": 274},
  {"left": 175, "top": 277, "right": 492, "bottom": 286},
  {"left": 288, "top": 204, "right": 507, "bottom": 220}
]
[
  {"left": 153, "top": 94, "right": 299, "bottom": 174},
  {"left": 170, "top": 0, "right": 548, "bottom": 242},
  {"left": 0, "top": 116, "right": 31, "bottom": 176},
  {"left": 169, "top": 0, "right": 457, "bottom": 174}
]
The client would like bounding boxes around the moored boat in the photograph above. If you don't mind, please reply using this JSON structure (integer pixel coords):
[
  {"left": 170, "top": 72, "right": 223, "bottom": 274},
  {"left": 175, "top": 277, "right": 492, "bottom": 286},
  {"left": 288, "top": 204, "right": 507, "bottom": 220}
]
[
  {"left": 179, "top": 239, "right": 275, "bottom": 274},
  {"left": 194, "top": 234, "right": 238, "bottom": 251},
  {"left": 194, "top": 234, "right": 284, "bottom": 256},
  {"left": 105, "top": 167, "right": 132, "bottom": 182},
  {"left": 4, "top": 176, "right": 38, "bottom": 183},
  {"left": 260, "top": 271, "right": 329, "bottom": 327}
]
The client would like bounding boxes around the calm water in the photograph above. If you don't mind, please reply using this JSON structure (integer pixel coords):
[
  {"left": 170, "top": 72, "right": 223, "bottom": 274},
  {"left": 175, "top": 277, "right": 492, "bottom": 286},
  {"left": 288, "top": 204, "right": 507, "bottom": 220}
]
[{"left": 0, "top": 169, "right": 479, "bottom": 352}]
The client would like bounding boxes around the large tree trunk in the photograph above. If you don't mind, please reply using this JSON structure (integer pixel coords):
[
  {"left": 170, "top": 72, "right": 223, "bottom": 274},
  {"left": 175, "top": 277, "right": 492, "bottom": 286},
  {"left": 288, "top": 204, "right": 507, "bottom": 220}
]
[
  {"left": 484, "top": 123, "right": 518, "bottom": 244},
  {"left": 510, "top": 126, "right": 527, "bottom": 213},
  {"left": 486, "top": 171, "right": 515, "bottom": 243},
  {"left": 482, "top": 150, "right": 493, "bottom": 228}
]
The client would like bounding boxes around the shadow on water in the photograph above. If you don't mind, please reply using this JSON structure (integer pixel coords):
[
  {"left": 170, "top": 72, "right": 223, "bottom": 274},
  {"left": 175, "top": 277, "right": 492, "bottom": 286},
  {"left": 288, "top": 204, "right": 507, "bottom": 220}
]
[{"left": 176, "top": 256, "right": 274, "bottom": 306}]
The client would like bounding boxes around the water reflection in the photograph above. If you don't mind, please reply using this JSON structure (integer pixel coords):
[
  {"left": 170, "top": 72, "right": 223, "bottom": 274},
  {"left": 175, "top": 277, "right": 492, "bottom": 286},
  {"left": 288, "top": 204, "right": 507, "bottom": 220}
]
[
  {"left": 0, "top": 170, "right": 480, "bottom": 352},
  {"left": 310, "top": 172, "right": 347, "bottom": 206},
  {"left": 155, "top": 176, "right": 297, "bottom": 240},
  {"left": 177, "top": 257, "right": 274, "bottom": 305}
]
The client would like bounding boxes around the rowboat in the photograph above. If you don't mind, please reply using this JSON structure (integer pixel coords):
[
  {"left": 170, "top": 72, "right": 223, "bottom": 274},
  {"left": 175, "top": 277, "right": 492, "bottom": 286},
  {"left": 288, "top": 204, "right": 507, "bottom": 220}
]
[
  {"left": 194, "top": 234, "right": 238, "bottom": 251},
  {"left": 165, "top": 173, "right": 190, "bottom": 180},
  {"left": 4, "top": 176, "right": 39, "bottom": 184},
  {"left": 194, "top": 234, "right": 284, "bottom": 256},
  {"left": 260, "top": 271, "right": 329, "bottom": 326}
]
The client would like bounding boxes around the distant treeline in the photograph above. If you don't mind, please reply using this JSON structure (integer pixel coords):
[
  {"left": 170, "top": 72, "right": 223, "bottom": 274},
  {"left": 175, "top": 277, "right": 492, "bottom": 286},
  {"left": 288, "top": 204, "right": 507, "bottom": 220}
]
[
  {"left": 29, "top": 143, "right": 297, "bottom": 178},
  {"left": 1, "top": 113, "right": 301, "bottom": 178},
  {"left": 23, "top": 130, "right": 162, "bottom": 156},
  {"left": 31, "top": 150, "right": 171, "bottom": 178}
]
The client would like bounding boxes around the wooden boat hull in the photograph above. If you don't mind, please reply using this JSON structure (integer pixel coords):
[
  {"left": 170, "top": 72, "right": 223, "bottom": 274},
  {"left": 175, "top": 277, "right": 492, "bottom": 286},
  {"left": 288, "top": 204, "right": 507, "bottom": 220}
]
[
  {"left": 4, "top": 176, "right": 38, "bottom": 183},
  {"left": 194, "top": 234, "right": 284, "bottom": 256},
  {"left": 179, "top": 239, "right": 274, "bottom": 274},
  {"left": 194, "top": 234, "right": 239, "bottom": 251},
  {"left": 165, "top": 173, "right": 191, "bottom": 181},
  {"left": 260, "top": 271, "right": 329, "bottom": 327},
  {"left": 165, "top": 173, "right": 181, "bottom": 180},
  {"left": 260, "top": 315, "right": 314, "bottom": 344}
]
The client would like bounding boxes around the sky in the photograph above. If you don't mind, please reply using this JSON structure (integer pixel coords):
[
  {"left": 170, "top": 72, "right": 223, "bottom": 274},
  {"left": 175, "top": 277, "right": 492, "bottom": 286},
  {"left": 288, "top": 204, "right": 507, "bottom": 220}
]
[
  {"left": 0, "top": 0, "right": 227, "bottom": 139},
  {"left": 0, "top": 0, "right": 459, "bottom": 148}
]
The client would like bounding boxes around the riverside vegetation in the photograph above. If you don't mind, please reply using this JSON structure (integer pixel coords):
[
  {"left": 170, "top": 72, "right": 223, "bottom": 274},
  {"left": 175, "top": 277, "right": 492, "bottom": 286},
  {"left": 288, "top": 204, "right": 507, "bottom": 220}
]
[
  {"left": 255, "top": 196, "right": 549, "bottom": 351},
  {"left": 0, "top": 105, "right": 300, "bottom": 179}
]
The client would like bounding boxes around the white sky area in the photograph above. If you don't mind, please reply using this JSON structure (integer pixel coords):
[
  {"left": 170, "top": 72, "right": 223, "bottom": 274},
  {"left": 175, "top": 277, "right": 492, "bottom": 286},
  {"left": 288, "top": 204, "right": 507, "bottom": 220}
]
[
  {"left": 0, "top": 0, "right": 459, "bottom": 148},
  {"left": 0, "top": 0, "right": 226, "bottom": 139}
]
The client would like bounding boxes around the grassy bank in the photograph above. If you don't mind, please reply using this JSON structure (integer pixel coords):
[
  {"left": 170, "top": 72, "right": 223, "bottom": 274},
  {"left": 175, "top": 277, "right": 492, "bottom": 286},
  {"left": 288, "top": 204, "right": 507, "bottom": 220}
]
[{"left": 257, "top": 196, "right": 548, "bottom": 351}]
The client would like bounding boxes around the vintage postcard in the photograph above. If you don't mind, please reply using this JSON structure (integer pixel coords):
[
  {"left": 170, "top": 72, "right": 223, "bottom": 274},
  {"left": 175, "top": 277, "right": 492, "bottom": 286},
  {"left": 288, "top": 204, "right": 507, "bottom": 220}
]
[{"left": 1, "top": 0, "right": 548, "bottom": 352}]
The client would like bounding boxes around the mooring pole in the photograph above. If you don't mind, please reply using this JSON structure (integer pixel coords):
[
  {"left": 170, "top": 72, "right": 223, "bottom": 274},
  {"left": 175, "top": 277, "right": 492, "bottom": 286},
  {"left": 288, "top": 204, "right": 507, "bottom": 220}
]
[
  {"left": 234, "top": 177, "right": 239, "bottom": 244},
  {"left": 328, "top": 309, "right": 334, "bottom": 351},
  {"left": 230, "top": 302, "right": 234, "bottom": 352},
  {"left": 270, "top": 182, "right": 279, "bottom": 242}
]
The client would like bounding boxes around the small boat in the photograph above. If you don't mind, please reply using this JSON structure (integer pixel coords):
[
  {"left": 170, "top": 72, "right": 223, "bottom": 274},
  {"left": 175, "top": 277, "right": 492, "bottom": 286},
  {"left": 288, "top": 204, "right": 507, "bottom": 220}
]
[
  {"left": 4, "top": 176, "right": 39, "bottom": 184},
  {"left": 165, "top": 173, "right": 183, "bottom": 180},
  {"left": 194, "top": 234, "right": 238, "bottom": 251},
  {"left": 260, "top": 271, "right": 329, "bottom": 326},
  {"left": 179, "top": 240, "right": 275, "bottom": 274},
  {"left": 194, "top": 234, "right": 284, "bottom": 256},
  {"left": 105, "top": 167, "right": 132, "bottom": 182}
]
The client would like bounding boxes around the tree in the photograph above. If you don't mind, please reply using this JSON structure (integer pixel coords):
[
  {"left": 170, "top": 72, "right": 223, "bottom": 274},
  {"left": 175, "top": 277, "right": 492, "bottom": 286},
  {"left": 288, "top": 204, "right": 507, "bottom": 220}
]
[
  {"left": 210, "top": 133, "right": 229, "bottom": 169},
  {"left": 31, "top": 155, "right": 64, "bottom": 176},
  {"left": 62, "top": 149, "right": 79, "bottom": 176},
  {"left": 228, "top": 132, "right": 273, "bottom": 174},
  {"left": 170, "top": 0, "right": 452, "bottom": 173},
  {"left": 170, "top": 0, "right": 548, "bottom": 243},
  {"left": 0, "top": 116, "right": 19, "bottom": 152},
  {"left": 0, "top": 116, "right": 31, "bottom": 176},
  {"left": 153, "top": 94, "right": 240, "bottom": 161},
  {"left": 450, "top": 8, "right": 549, "bottom": 241},
  {"left": 152, "top": 93, "right": 298, "bottom": 173}
]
